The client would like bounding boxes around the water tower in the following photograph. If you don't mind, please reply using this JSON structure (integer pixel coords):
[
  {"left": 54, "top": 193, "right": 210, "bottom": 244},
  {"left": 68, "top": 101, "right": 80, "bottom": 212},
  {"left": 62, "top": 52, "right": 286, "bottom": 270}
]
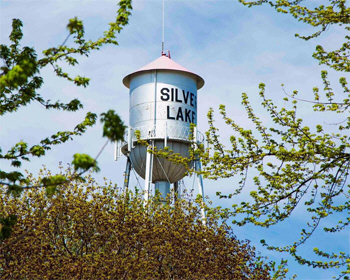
[{"left": 118, "top": 53, "right": 205, "bottom": 204}]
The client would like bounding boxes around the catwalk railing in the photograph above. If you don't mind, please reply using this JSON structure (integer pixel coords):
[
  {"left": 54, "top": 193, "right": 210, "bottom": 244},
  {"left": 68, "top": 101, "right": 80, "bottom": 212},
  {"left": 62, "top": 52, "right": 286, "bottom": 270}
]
[{"left": 124, "top": 124, "right": 205, "bottom": 144}]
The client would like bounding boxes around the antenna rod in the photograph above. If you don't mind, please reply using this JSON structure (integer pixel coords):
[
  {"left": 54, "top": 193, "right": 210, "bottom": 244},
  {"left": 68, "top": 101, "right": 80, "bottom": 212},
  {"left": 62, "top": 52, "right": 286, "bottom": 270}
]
[{"left": 162, "top": 0, "right": 165, "bottom": 54}]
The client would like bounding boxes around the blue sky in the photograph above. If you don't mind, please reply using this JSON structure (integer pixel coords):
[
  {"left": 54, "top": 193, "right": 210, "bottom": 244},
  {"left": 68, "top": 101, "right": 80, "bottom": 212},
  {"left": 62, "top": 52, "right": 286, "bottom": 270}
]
[{"left": 1, "top": 1, "right": 348, "bottom": 279}]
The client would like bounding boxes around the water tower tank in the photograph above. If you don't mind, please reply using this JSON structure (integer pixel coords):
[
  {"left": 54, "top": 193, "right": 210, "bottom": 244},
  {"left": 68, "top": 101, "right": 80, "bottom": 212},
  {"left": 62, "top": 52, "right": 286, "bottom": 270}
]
[{"left": 121, "top": 54, "right": 204, "bottom": 196}]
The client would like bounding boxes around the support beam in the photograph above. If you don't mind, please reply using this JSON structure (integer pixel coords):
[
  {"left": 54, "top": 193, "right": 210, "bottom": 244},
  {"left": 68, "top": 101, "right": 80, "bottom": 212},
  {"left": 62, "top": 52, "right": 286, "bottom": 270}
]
[
  {"left": 128, "top": 126, "right": 132, "bottom": 152},
  {"left": 123, "top": 157, "right": 132, "bottom": 191},
  {"left": 144, "top": 141, "right": 154, "bottom": 203},
  {"left": 195, "top": 160, "right": 206, "bottom": 222},
  {"left": 174, "top": 181, "right": 180, "bottom": 202}
]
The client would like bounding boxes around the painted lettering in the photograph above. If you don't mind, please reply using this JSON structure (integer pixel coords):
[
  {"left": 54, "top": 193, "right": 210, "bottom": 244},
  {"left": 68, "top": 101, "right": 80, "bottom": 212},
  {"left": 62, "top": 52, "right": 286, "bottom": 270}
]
[
  {"left": 190, "top": 93, "right": 195, "bottom": 107},
  {"left": 176, "top": 107, "right": 184, "bottom": 121},
  {"left": 185, "top": 108, "right": 191, "bottom": 123},
  {"left": 175, "top": 88, "right": 182, "bottom": 103},
  {"left": 171, "top": 88, "right": 174, "bottom": 102},
  {"left": 182, "top": 90, "right": 189, "bottom": 104},
  {"left": 167, "top": 106, "right": 175, "bottom": 120},
  {"left": 160, "top": 87, "right": 196, "bottom": 107},
  {"left": 161, "top": 88, "right": 196, "bottom": 122},
  {"left": 160, "top": 88, "right": 170, "bottom": 101}
]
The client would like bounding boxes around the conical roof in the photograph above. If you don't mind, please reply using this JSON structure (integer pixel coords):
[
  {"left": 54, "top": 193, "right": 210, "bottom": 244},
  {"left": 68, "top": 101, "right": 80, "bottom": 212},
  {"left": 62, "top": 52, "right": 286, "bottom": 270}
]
[{"left": 122, "top": 55, "right": 204, "bottom": 89}]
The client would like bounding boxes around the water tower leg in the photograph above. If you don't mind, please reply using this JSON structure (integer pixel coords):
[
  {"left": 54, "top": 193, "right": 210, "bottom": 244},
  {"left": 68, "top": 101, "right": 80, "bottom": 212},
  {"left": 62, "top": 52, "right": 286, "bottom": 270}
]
[
  {"left": 123, "top": 157, "right": 131, "bottom": 191},
  {"left": 144, "top": 142, "right": 154, "bottom": 203},
  {"left": 195, "top": 160, "right": 206, "bottom": 221},
  {"left": 174, "top": 181, "right": 180, "bottom": 202}
]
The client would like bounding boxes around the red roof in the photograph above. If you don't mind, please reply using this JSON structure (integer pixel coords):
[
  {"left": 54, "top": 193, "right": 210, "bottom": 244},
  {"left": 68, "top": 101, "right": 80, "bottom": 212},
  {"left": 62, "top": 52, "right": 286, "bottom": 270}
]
[{"left": 122, "top": 55, "right": 204, "bottom": 89}]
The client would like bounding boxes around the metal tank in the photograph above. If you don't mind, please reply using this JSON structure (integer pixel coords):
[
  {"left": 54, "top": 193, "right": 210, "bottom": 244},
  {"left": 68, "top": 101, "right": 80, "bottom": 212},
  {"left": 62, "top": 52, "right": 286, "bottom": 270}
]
[{"left": 121, "top": 54, "right": 204, "bottom": 200}]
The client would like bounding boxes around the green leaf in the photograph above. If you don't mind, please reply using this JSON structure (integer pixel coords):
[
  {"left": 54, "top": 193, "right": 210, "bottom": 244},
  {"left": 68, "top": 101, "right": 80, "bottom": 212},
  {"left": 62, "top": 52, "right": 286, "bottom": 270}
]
[
  {"left": 100, "top": 110, "right": 126, "bottom": 142},
  {"left": 72, "top": 153, "right": 100, "bottom": 173},
  {"left": 0, "top": 214, "right": 17, "bottom": 240}
]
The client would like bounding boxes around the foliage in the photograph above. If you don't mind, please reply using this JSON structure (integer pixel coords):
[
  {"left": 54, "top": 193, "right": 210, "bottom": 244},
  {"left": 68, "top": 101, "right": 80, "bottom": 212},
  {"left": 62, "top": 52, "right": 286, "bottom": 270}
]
[
  {"left": 100, "top": 110, "right": 126, "bottom": 142},
  {"left": 0, "top": 0, "right": 132, "bottom": 238},
  {"left": 195, "top": 0, "right": 350, "bottom": 279},
  {"left": 0, "top": 0, "right": 132, "bottom": 195},
  {"left": 0, "top": 167, "right": 273, "bottom": 279},
  {"left": 141, "top": 0, "right": 348, "bottom": 278},
  {"left": 238, "top": 0, "right": 350, "bottom": 40}
]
